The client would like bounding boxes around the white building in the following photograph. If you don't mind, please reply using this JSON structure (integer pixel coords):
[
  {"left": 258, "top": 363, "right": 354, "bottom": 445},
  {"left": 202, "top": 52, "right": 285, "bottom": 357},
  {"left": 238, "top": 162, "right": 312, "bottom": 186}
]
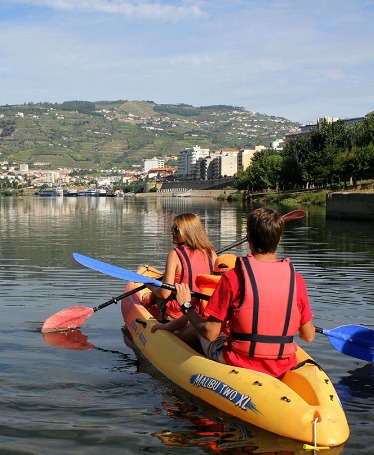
[
  {"left": 272, "top": 139, "right": 285, "bottom": 150},
  {"left": 144, "top": 158, "right": 164, "bottom": 173},
  {"left": 196, "top": 152, "right": 220, "bottom": 180},
  {"left": 177, "top": 146, "right": 210, "bottom": 179},
  {"left": 96, "top": 176, "right": 122, "bottom": 186},
  {"left": 196, "top": 149, "right": 239, "bottom": 179},
  {"left": 220, "top": 151, "right": 238, "bottom": 177},
  {"left": 44, "top": 171, "right": 60, "bottom": 183}
]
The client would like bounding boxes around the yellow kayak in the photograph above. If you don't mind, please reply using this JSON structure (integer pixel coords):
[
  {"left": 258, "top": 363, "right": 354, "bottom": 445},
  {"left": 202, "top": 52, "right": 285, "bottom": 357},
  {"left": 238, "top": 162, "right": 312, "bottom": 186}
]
[{"left": 121, "top": 266, "right": 350, "bottom": 448}]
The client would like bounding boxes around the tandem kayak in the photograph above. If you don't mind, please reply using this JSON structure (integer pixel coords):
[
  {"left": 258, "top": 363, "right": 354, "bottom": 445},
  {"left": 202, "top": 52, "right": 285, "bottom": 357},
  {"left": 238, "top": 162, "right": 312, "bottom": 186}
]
[{"left": 121, "top": 265, "right": 350, "bottom": 448}]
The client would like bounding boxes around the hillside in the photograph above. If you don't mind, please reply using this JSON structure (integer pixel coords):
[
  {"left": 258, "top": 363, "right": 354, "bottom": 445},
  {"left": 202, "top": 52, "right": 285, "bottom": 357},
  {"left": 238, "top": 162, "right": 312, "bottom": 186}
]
[{"left": 0, "top": 100, "right": 299, "bottom": 170}]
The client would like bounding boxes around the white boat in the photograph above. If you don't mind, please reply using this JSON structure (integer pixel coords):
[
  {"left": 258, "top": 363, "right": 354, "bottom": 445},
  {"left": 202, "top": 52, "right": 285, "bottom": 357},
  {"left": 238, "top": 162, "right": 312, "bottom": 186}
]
[
  {"left": 85, "top": 189, "right": 98, "bottom": 197},
  {"left": 83, "top": 188, "right": 115, "bottom": 197},
  {"left": 96, "top": 189, "right": 107, "bottom": 197},
  {"left": 172, "top": 190, "right": 192, "bottom": 198},
  {"left": 39, "top": 187, "right": 63, "bottom": 197},
  {"left": 63, "top": 189, "right": 78, "bottom": 197}
]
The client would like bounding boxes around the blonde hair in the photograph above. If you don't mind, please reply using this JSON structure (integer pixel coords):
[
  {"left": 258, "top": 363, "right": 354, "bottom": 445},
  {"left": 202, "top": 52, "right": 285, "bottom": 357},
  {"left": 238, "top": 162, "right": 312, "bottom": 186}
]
[{"left": 173, "top": 213, "right": 215, "bottom": 260}]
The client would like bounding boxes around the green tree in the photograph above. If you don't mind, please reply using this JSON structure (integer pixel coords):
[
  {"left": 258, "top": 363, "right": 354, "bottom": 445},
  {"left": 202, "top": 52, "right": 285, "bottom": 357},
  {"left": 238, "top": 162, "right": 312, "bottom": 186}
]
[
  {"left": 281, "top": 136, "right": 311, "bottom": 188},
  {"left": 235, "top": 148, "right": 283, "bottom": 191}
]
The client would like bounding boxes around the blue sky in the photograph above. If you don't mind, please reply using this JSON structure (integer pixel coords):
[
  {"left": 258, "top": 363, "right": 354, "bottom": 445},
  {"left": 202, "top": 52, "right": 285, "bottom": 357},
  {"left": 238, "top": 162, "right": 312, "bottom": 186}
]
[{"left": 1, "top": 0, "right": 373, "bottom": 124}]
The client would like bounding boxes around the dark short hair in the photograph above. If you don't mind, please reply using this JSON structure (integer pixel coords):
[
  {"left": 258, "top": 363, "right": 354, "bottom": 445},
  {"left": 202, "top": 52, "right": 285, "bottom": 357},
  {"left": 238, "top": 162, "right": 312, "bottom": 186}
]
[{"left": 247, "top": 207, "right": 284, "bottom": 254}]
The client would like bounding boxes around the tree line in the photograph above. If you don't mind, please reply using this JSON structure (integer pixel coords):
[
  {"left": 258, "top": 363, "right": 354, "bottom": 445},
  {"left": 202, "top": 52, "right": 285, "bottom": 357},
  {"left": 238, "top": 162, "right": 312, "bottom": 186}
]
[{"left": 235, "top": 113, "right": 374, "bottom": 191}]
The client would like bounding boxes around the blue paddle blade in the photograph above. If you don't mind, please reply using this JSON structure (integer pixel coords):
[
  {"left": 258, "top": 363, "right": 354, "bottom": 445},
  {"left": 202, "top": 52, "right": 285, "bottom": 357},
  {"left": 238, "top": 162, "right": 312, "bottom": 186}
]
[
  {"left": 319, "top": 325, "right": 374, "bottom": 362},
  {"left": 73, "top": 253, "right": 162, "bottom": 287},
  {"left": 73, "top": 253, "right": 211, "bottom": 300}
]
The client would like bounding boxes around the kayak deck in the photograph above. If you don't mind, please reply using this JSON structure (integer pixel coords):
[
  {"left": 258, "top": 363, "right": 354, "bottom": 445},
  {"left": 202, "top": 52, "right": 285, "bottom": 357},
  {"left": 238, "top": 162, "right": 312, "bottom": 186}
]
[{"left": 121, "top": 266, "right": 349, "bottom": 447}]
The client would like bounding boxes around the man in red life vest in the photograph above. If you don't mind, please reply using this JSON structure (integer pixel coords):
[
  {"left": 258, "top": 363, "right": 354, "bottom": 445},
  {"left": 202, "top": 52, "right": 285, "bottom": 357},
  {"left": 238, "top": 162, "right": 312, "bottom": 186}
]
[{"left": 173, "top": 207, "right": 315, "bottom": 379}]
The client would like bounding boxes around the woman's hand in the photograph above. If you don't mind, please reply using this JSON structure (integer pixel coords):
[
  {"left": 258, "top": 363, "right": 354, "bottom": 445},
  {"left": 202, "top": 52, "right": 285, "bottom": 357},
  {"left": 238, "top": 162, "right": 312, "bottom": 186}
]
[
  {"left": 151, "top": 315, "right": 189, "bottom": 333},
  {"left": 151, "top": 322, "right": 171, "bottom": 333}
]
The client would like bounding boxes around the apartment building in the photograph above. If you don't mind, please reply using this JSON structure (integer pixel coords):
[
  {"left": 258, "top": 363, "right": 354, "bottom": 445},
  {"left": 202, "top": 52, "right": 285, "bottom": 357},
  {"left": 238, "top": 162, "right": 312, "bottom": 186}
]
[{"left": 176, "top": 146, "right": 210, "bottom": 179}]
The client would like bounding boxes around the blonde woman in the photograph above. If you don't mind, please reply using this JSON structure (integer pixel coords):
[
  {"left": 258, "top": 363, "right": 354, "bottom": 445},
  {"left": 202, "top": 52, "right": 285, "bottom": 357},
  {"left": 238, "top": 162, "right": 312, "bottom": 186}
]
[{"left": 145, "top": 213, "right": 217, "bottom": 320}]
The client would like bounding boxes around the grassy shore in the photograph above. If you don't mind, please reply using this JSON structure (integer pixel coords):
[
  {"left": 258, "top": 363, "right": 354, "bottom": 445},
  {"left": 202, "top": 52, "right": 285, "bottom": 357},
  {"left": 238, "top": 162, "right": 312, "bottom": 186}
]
[
  {"left": 242, "top": 182, "right": 374, "bottom": 207},
  {"left": 248, "top": 190, "right": 328, "bottom": 206}
]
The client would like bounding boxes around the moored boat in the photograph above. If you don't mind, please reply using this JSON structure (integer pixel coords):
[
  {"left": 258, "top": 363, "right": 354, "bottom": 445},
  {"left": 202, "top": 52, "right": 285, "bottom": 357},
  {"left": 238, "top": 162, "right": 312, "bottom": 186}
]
[
  {"left": 83, "top": 188, "right": 116, "bottom": 197},
  {"left": 105, "top": 191, "right": 116, "bottom": 197},
  {"left": 172, "top": 190, "right": 192, "bottom": 197},
  {"left": 121, "top": 266, "right": 350, "bottom": 448},
  {"left": 63, "top": 189, "right": 78, "bottom": 197},
  {"left": 85, "top": 189, "right": 98, "bottom": 197},
  {"left": 39, "top": 187, "right": 63, "bottom": 197},
  {"left": 96, "top": 189, "right": 107, "bottom": 197}
]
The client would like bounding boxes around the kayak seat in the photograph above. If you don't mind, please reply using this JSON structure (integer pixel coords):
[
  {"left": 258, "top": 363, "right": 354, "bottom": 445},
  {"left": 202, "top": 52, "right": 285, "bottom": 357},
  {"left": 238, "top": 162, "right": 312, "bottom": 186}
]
[{"left": 282, "top": 361, "right": 323, "bottom": 406}]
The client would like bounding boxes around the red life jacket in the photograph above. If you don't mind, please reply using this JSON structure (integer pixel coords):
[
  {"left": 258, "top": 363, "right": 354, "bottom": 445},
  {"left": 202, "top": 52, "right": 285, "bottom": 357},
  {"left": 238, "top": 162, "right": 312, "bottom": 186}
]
[
  {"left": 165, "top": 245, "right": 214, "bottom": 318},
  {"left": 228, "top": 255, "right": 300, "bottom": 359},
  {"left": 176, "top": 245, "right": 214, "bottom": 288}
]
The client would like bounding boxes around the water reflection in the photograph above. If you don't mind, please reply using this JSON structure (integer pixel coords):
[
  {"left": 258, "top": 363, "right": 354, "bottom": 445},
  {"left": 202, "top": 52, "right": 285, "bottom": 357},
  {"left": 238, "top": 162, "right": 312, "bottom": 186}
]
[
  {"left": 1, "top": 196, "right": 312, "bottom": 270},
  {"left": 2, "top": 196, "right": 374, "bottom": 454},
  {"left": 338, "top": 363, "right": 374, "bottom": 400},
  {"left": 150, "top": 392, "right": 345, "bottom": 455},
  {"left": 42, "top": 329, "right": 95, "bottom": 350}
]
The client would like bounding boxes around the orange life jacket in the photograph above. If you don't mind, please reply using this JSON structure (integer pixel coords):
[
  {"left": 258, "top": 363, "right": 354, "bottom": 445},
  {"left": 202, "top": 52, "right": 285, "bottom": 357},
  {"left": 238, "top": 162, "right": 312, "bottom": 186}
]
[
  {"left": 196, "top": 253, "right": 237, "bottom": 321},
  {"left": 195, "top": 273, "right": 222, "bottom": 317},
  {"left": 196, "top": 273, "right": 232, "bottom": 335},
  {"left": 228, "top": 255, "right": 300, "bottom": 359}
]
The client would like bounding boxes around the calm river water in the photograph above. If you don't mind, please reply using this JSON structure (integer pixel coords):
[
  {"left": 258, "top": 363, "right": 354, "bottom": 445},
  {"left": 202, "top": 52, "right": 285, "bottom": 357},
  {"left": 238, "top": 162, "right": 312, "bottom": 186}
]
[{"left": 1, "top": 195, "right": 374, "bottom": 455}]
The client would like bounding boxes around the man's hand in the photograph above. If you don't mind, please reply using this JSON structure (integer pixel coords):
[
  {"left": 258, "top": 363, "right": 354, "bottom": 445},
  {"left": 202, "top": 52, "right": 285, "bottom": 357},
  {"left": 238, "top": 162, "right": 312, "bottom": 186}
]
[{"left": 175, "top": 283, "right": 192, "bottom": 307}]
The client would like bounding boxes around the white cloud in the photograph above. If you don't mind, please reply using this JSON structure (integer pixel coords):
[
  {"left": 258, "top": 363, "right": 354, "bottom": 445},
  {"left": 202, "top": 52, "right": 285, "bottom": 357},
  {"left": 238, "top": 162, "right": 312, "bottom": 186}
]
[
  {"left": 2, "top": 0, "right": 205, "bottom": 20},
  {"left": 0, "top": 0, "right": 373, "bottom": 123}
]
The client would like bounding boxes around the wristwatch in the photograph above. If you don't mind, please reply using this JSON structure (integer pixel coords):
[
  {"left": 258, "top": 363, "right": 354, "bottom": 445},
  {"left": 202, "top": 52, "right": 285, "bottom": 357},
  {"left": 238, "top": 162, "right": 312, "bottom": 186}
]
[{"left": 181, "top": 301, "right": 193, "bottom": 315}]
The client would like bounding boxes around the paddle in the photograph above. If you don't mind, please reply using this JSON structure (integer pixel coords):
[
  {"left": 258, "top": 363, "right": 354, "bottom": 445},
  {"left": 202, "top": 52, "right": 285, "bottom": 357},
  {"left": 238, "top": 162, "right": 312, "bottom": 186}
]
[
  {"left": 41, "top": 209, "right": 307, "bottom": 333},
  {"left": 41, "top": 238, "right": 246, "bottom": 333},
  {"left": 315, "top": 325, "right": 374, "bottom": 362},
  {"left": 44, "top": 254, "right": 374, "bottom": 360}
]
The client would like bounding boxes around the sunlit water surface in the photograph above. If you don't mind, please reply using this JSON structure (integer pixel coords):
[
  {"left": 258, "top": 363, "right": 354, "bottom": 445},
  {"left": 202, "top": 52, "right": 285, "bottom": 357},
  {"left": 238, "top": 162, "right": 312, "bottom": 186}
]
[{"left": 1, "top": 195, "right": 373, "bottom": 455}]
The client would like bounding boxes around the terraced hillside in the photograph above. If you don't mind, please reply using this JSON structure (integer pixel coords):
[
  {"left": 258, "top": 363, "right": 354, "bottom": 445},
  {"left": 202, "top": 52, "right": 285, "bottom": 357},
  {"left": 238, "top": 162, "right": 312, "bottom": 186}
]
[{"left": 0, "top": 101, "right": 299, "bottom": 169}]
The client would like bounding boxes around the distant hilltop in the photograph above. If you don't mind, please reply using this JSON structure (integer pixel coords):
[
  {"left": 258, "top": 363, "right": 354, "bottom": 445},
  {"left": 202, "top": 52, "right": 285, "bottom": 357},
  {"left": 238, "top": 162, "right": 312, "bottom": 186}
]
[{"left": 0, "top": 100, "right": 299, "bottom": 170}]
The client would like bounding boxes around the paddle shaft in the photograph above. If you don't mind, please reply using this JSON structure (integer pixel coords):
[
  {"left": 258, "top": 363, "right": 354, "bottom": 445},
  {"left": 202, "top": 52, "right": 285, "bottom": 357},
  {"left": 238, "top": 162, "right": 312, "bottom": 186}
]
[
  {"left": 95, "top": 283, "right": 211, "bottom": 313},
  {"left": 93, "top": 236, "right": 248, "bottom": 312}
]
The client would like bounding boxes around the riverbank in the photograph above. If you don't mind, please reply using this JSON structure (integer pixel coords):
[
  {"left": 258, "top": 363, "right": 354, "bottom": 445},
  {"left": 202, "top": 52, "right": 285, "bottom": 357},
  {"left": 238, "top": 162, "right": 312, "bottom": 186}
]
[
  {"left": 5, "top": 186, "right": 374, "bottom": 212},
  {"left": 135, "top": 189, "right": 239, "bottom": 199}
]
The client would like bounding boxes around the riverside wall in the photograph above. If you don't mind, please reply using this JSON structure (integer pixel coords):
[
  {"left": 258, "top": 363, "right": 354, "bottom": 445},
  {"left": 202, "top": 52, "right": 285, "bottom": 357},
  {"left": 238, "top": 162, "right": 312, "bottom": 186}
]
[
  {"left": 326, "top": 192, "right": 374, "bottom": 221},
  {"left": 135, "top": 189, "right": 239, "bottom": 198}
]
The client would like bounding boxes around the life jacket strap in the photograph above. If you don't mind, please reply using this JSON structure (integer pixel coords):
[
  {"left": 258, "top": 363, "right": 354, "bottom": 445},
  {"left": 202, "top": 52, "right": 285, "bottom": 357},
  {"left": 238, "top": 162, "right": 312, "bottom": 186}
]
[{"left": 230, "top": 330, "right": 294, "bottom": 345}]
